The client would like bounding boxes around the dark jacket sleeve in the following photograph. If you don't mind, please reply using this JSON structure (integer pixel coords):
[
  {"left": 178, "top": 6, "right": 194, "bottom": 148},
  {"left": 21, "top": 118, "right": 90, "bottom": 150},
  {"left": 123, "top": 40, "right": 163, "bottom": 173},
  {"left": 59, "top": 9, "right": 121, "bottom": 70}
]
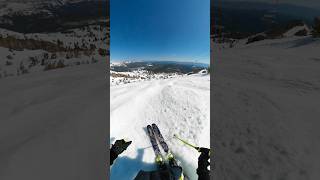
[
  {"left": 110, "top": 149, "right": 118, "bottom": 165},
  {"left": 197, "top": 149, "right": 210, "bottom": 180},
  {"left": 134, "top": 168, "right": 177, "bottom": 180}
]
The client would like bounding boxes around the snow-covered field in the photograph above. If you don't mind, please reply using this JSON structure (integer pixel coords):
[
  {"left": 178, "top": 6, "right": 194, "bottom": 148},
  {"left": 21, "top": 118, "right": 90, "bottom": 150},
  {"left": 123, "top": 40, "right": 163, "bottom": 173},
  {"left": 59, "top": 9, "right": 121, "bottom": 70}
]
[
  {"left": 110, "top": 70, "right": 182, "bottom": 86},
  {"left": 110, "top": 73, "right": 210, "bottom": 180},
  {"left": 0, "top": 62, "right": 107, "bottom": 180},
  {"left": 213, "top": 35, "right": 320, "bottom": 180}
]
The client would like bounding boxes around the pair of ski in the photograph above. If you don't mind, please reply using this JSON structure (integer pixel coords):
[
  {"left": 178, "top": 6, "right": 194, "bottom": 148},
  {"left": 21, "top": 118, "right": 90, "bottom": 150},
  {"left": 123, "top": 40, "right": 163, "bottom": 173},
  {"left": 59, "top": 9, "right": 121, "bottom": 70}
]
[{"left": 146, "top": 123, "right": 177, "bottom": 168}]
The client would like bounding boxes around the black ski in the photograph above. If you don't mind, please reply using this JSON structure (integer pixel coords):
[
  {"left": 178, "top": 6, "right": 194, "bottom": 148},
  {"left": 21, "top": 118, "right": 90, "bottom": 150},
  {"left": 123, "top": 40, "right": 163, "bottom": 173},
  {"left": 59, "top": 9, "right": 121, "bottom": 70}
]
[
  {"left": 146, "top": 125, "right": 164, "bottom": 167},
  {"left": 147, "top": 125, "right": 161, "bottom": 155},
  {"left": 149, "top": 124, "right": 187, "bottom": 179},
  {"left": 151, "top": 123, "right": 180, "bottom": 167},
  {"left": 152, "top": 123, "right": 169, "bottom": 152}
]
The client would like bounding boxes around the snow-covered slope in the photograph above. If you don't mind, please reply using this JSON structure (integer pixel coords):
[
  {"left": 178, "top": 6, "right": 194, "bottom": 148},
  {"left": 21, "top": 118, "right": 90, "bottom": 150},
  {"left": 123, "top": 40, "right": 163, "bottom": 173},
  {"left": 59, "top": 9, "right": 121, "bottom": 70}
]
[
  {"left": 0, "top": 62, "right": 107, "bottom": 180},
  {"left": 212, "top": 36, "right": 320, "bottom": 179},
  {"left": 110, "top": 74, "right": 210, "bottom": 180},
  {"left": 283, "top": 24, "right": 309, "bottom": 37},
  {"left": 0, "top": 24, "right": 108, "bottom": 79},
  {"left": 110, "top": 70, "right": 181, "bottom": 86}
]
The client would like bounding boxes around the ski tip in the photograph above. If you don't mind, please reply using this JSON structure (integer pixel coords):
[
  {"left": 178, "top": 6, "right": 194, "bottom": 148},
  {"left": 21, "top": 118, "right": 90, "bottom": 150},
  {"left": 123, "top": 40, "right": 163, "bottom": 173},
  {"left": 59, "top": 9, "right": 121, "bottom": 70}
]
[
  {"left": 151, "top": 123, "right": 156, "bottom": 126},
  {"left": 146, "top": 125, "right": 152, "bottom": 132}
]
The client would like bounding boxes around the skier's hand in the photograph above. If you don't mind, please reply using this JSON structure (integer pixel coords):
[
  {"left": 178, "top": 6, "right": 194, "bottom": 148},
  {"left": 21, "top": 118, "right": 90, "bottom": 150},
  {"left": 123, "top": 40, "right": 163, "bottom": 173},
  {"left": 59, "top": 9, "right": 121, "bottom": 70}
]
[
  {"left": 111, "top": 139, "right": 132, "bottom": 155},
  {"left": 198, "top": 147, "right": 210, "bottom": 156},
  {"left": 198, "top": 147, "right": 210, "bottom": 172}
]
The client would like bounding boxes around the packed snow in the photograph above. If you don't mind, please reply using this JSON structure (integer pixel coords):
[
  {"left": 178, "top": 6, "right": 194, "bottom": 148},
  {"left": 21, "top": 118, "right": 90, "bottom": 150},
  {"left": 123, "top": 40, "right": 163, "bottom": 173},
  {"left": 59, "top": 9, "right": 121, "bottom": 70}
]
[{"left": 110, "top": 72, "right": 210, "bottom": 180}]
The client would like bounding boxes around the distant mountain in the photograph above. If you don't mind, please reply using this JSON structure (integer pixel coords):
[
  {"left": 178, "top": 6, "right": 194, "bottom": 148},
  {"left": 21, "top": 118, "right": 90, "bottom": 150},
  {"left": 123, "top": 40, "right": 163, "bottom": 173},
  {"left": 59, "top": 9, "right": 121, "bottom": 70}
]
[
  {"left": 211, "top": 1, "right": 319, "bottom": 39},
  {"left": 0, "top": 0, "right": 108, "bottom": 33},
  {"left": 111, "top": 61, "right": 208, "bottom": 74},
  {"left": 216, "top": 1, "right": 319, "bottom": 21},
  {"left": 0, "top": 0, "right": 103, "bottom": 16}
]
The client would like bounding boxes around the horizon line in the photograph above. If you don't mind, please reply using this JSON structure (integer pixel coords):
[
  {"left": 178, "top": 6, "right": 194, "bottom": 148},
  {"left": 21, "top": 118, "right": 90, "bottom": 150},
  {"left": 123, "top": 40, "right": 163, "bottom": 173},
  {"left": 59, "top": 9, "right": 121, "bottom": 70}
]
[{"left": 110, "top": 59, "right": 210, "bottom": 64}]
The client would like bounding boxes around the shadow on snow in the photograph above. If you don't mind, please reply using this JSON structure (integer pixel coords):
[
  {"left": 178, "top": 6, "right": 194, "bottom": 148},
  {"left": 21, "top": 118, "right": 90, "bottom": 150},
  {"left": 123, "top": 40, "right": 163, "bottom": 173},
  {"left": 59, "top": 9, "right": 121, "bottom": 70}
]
[{"left": 110, "top": 148, "right": 157, "bottom": 180}]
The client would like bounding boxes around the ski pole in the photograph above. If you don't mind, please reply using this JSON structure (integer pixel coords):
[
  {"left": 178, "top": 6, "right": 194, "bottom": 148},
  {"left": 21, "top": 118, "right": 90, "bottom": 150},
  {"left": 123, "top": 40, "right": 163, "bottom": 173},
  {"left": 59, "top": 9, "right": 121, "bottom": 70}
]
[{"left": 173, "top": 134, "right": 200, "bottom": 151}]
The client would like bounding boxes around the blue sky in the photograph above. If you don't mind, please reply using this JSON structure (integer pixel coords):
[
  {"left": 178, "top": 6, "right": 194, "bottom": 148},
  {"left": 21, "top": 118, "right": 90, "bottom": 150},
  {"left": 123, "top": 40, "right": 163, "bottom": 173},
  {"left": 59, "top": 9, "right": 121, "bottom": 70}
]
[{"left": 110, "top": 0, "right": 210, "bottom": 64}]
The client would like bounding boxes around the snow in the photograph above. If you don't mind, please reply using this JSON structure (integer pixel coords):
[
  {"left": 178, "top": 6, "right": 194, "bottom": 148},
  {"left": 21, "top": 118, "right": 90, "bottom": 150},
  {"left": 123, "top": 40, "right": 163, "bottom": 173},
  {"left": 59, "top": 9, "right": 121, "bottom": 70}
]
[
  {"left": 0, "top": 25, "right": 108, "bottom": 49},
  {"left": 110, "top": 74, "right": 210, "bottom": 180},
  {"left": 0, "top": 2, "right": 110, "bottom": 179},
  {"left": 0, "top": 47, "right": 210, "bottom": 179},
  {"left": 0, "top": 62, "right": 107, "bottom": 180},
  {"left": 110, "top": 70, "right": 182, "bottom": 86},
  {"left": 283, "top": 25, "right": 309, "bottom": 37},
  {"left": 110, "top": 62, "right": 127, "bottom": 67},
  {"left": 212, "top": 36, "right": 320, "bottom": 179},
  {"left": 0, "top": 24, "right": 108, "bottom": 79}
]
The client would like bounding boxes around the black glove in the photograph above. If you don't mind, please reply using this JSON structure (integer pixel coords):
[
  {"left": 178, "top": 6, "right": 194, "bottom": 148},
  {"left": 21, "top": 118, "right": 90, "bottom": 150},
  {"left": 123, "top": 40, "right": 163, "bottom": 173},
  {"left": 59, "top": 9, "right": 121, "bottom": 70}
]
[
  {"left": 199, "top": 147, "right": 210, "bottom": 157},
  {"left": 198, "top": 148, "right": 210, "bottom": 167},
  {"left": 110, "top": 139, "right": 132, "bottom": 165},
  {"left": 197, "top": 147, "right": 210, "bottom": 180},
  {"left": 111, "top": 139, "right": 132, "bottom": 155}
]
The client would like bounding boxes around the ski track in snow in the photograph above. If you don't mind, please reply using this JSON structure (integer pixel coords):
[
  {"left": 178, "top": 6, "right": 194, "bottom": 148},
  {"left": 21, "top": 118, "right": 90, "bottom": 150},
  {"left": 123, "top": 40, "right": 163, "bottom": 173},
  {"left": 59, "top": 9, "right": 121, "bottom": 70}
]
[{"left": 110, "top": 74, "right": 210, "bottom": 180}]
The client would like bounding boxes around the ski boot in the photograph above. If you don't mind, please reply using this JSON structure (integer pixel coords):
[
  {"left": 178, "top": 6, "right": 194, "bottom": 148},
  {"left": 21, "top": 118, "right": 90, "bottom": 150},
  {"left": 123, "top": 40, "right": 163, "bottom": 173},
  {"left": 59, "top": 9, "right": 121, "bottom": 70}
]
[
  {"left": 166, "top": 151, "right": 179, "bottom": 167},
  {"left": 155, "top": 154, "right": 166, "bottom": 169}
]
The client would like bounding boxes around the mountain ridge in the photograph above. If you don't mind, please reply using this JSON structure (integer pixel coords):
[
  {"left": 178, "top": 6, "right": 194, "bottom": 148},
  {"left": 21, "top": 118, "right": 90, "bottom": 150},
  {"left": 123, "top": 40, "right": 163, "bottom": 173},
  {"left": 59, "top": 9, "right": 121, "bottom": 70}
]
[{"left": 0, "top": 0, "right": 108, "bottom": 33}]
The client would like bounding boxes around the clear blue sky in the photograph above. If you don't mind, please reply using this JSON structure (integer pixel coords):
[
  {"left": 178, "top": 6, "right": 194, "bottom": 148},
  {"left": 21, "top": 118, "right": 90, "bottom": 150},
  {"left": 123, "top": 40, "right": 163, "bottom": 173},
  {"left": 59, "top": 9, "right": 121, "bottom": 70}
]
[{"left": 110, "top": 0, "right": 210, "bottom": 64}]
